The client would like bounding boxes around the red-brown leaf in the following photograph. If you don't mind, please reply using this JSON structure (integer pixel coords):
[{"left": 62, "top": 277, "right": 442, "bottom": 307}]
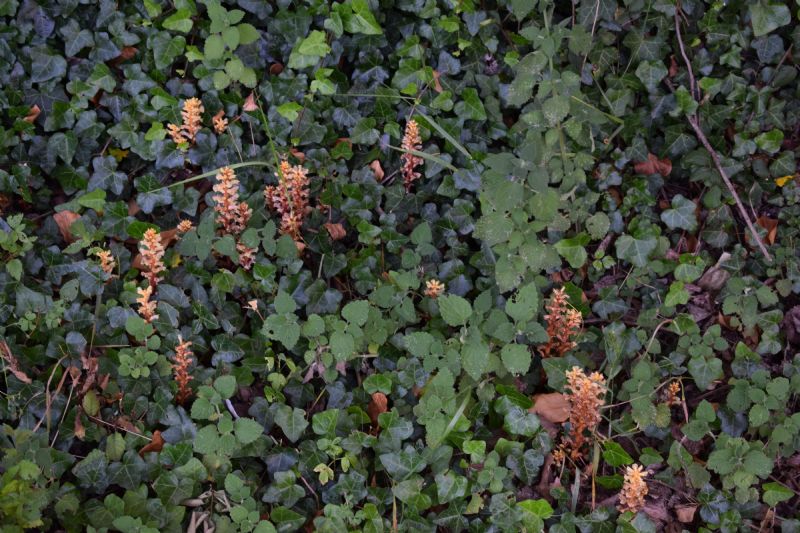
[
  {"left": 138, "top": 430, "right": 164, "bottom": 457},
  {"left": 324, "top": 222, "right": 346, "bottom": 241},
  {"left": 53, "top": 210, "right": 81, "bottom": 243},
  {"left": 634, "top": 153, "right": 672, "bottom": 177},
  {"left": 367, "top": 392, "right": 388, "bottom": 426}
]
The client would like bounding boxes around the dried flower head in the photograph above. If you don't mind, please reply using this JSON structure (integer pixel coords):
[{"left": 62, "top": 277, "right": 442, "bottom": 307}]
[
  {"left": 400, "top": 118, "right": 423, "bottom": 191},
  {"left": 213, "top": 167, "right": 251, "bottom": 236},
  {"left": 425, "top": 279, "right": 444, "bottom": 298},
  {"left": 264, "top": 160, "right": 310, "bottom": 243},
  {"left": 139, "top": 228, "right": 166, "bottom": 288},
  {"left": 167, "top": 123, "right": 186, "bottom": 145},
  {"left": 95, "top": 249, "right": 115, "bottom": 276},
  {"left": 136, "top": 285, "right": 158, "bottom": 323},
  {"left": 565, "top": 366, "right": 606, "bottom": 457},
  {"left": 664, "top": 380, "right": 681, "bottom": 406},
  {"left": 177, "top": 220, "right": 193, "bottom": 233},
  {"left": 618, "top": 464, "right": 648, "bottom": 514},
  {"left": 213, "top": 110, "right": 228, "bottom": 134},
  {"left": 539, "top": 288, "right": 582, "bottom": 358},
  {"left": 173, "top": 337, "right": 194, "bottom": 405},
  {"left": 237, "top": 242, "right": 256, "bottom": 271}
]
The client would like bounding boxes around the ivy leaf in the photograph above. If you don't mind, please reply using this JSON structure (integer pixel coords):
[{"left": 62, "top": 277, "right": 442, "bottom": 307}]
[
  {"left": 438, "top": 295, "right": 472, "bottom": 326},
  {"left": 750, "top": 2, "right": 791, "bottom": 37},
  {"left": 615, "top": 235, "right": 657, "bottom": 267},
  {"left": 603, "top": 441, "right": 634, "bottom": 467},
  {"left": 273, "top": 406, "right": 309, "bottom": 443}
]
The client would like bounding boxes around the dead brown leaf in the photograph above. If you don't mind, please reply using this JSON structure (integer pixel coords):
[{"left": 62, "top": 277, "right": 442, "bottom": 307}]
[
  {"left": 324, "top": 222, "right": 346, "bottom": 241},
  {"left": 138, "top": 430, "right": 164, "bottom": 457},
  {"left": 529, "top": 392, "right": 570, "bottom": 423},
  {"left": 432, "top": 70, "right": 443, "bottom": 93},
  {"left": 24, "top": 105, "right": 41, "bottom": 124},
  {"left": 74, "top": 410, "right": 86, "bottom": 440},
  {"left": 269, "top": 63, "right": 284, "bottom": 75},
  {"left": 668, "top": 55, "right": 679, "bottom": 78},
  {"left": 369, "top": 160, "right": 384, "bottom": 181},
  {"left": 243, "top": 92, "right": 258, "bottom": 112},
  {"left": 0, "top": 341, "right": 32, "bottom": 384},
  {"left": 756, "top": 216, "right": 778, "bottom": 245},
  {"left": 367, "top": 392, "right": 388, "bottom": 426},
  {"left": 53, "top": 210, "right": 81, "bottom": 243},
  {"left": 290, "top": 147, "right": 306, "bottom": 163},
  {"left": 675, "top": 504, "right": 697, "bottom": 523},
  {"left": 634, "top": 153, "right": 672, "bottom": 177}
]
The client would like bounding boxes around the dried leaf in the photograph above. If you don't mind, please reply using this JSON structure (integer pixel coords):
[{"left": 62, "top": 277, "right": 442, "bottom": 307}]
[
  {"left": 775, "top": 175, "right": 795, "bottom": 187},
  {"left": 432, "top": 70, "right": 443, "bottom": 93},
  {"left": 756, "top": 216, "right": 778, "bottom": 245},
  {"left": 367, "top": 392, "right": 388, "bottom": 426},
  {"left": 0, "top": 341, "right": 32, "bottom": 384},
  {"left": 138, "top": 430, "right": 164, "bottom": 457},
  {"left": 529, "top": 392, "right": 570, "bottom": 423},
  {"left": 269, "top": 63, "right": 284, "bottom": 75},
  {"left": 24, "top": 105, "right": 41, "bottom": 123},
  {"left": 668, "top": 55, "right": 679, "bottom": 78},
  {"left": 289, "top": 147, "right": 306, "bottom": 163},
  {"left": 675, "top": 505, "right": 697, "bottom": 523},
  {"left": 369, "top": 160, "right": 384, "bottom": 181},
  {"left": 74, "top": 411, "right": 85, "bottom": 440},
  {"left": 324, "top": 222, "right": 346, "bottom": 241},
  {"left": 53, "top": 210, "right": 81, "bottom": 243},
  {"left": 242, "top": 92, "right": 258, "bottom": 112},
  {"left": 634, "top": 153, "right": 672, "bottom": 177}
]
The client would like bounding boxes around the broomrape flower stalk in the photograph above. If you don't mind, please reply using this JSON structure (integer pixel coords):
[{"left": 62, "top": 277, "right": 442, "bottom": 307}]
[
  {"left": 237, "top": 242, "right": 256, "bottom": 271},
  {"left": 401, "top": 118, "right": 423, "bottom": 191},
  {"left": 424, "top": 279, "right": 444, "bottom": 298},
  {"left": 95, "top": 249, "right": 115, "bottom": 276},
  {"left": 618, "top": 464, "right": 648, "bottom": 514},
  {"left": 173, "top": 337, "right": 194, "bottom": 405},
  {"left": 539, "top": 287, "right": 582, "bottom": 358},
  {"left": 565, "top": 366, "right": 606, "bottom": 458},
  {"left": 213, "top": 166, "right": 251, "bottom": 236},
  {"left": 139, "top": 228, "right": 166, "bottom": 288},
  {"left": 167, "top": 98, "right": 204, "bottom": 145},
  {"left": 136, "top": 285, "right": 158, "bottom": 323},
  {"left": 177, "top": 220, "right": 193, "bottom": 233},
  {"left": 264, "top": 160, "right": 310, "bottom": 244},
  {"left": 213, "top": 110, "right": 228, "bottom": 134}
]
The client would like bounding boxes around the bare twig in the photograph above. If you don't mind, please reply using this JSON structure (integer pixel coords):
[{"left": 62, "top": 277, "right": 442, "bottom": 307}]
[{"left": 674, "top": 6, "right": 773, "bottom": 263}]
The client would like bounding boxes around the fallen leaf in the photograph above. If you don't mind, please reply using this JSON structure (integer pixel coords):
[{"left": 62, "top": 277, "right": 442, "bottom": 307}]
[
  {"left": 367, "top": 392, "right": 388, "bottom": 426},
  {"left": 675, "top": 504, "right": 697, "bottom": 523},
  {"left": 756, "top": 216, "right": 778, "bottom": 245},
  {"left": 128, "top": 199, "right": 141, "bottom": 216},
  {"left": 432, "top": 70, "right": 443, "bottom": 93},
  {"left": 117, "top": 46, "right": 138, "bottom": 61},
  {"left": 108, "top": 148, "right": 129, "bottom": 162},
  {"left": 529, "top": 392, "right": 570, "bottom": 423},
  {"left": 668, "top": 55, "right": 679, "bottom": 78},
  {"left": 0, "top": 341, "right": 32, "bottom": 384},
  {"left": 324, "top": 222, "right": 346, "bottom": 241},
  {"left": 24, "top": 105, "right": 41, "bottom": 123},
  {"left": 269, "top": 63, "right": 284, "bottom": 75},
  {"left": 74, "top": 411, "right": 86, "bottom": 440},
  {"left": 290, "top": 147, "right": 306, "bottom": 163},
  {"left": 369, "top": 160, "right": 384, "bottom": 181},
  {"left": 53, "top": 210, "right": 81, "bottom": 243},
  {"left": 242, "top": 92, "right": 258, "bottom": 112},
  {"left": 775, "top": 175, "right": 795, "bottom": 187},
  {"left": 138, "top": 430, "right": 164, "bottom": 457},
  {"left": 634, "top": 153, "right": 672, "bottom": 177}
]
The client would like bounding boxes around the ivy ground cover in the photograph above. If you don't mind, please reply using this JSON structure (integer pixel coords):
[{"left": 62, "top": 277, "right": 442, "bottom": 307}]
[{"left": 2, "top": 0, "right": 800, "bottom": 531}]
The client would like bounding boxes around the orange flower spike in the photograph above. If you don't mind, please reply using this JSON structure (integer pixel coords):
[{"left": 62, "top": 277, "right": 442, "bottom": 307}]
[
  {"left": 424, "top": 279, "right": 444, "bottom": 298},
  {"left": 181, "top": 97, "right": 204, "bottom": 142},
  {"left": 167, "top": 123, "right": 186, "bottom": 145},
  {"left": 213, "top": 166, "right": 251, "bottom": 236},
  {"left": 564, "top": 366, "right": 606, "bottom": 456},
  {"left": 177, "top": 220, "right": 193, "bottom": 233},
  {"left": 400, "top": 118, "right": 423, "bottom": 191},
  {"left": 212, "top": 110, "right": 228, "bottom": 134},
  {"left": 136, "top": 286, "right": 158, "bottom": 323},
  {"left": 618, "top": 464, "right": 649, "bottom": 513},
  {"left": 139, "top": 228, "right": 166, "bottom": 288},
  {"left": 95, "top": 249, "right": 115, "bottom": 276},
  {"left": 264, "top": 161, "right": 310, "bottom": 243},
  {"left": 173, "top": 337, "right": 194, "bottom": 405}
]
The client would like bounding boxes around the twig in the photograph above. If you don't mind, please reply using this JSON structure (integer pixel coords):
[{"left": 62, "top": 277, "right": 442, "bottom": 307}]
[
  {"left": 224, "top": 399, "right": 240, "bottom": 419},
  {"left": 674, "top": 7, "right": 773, "bottom": 263}
]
